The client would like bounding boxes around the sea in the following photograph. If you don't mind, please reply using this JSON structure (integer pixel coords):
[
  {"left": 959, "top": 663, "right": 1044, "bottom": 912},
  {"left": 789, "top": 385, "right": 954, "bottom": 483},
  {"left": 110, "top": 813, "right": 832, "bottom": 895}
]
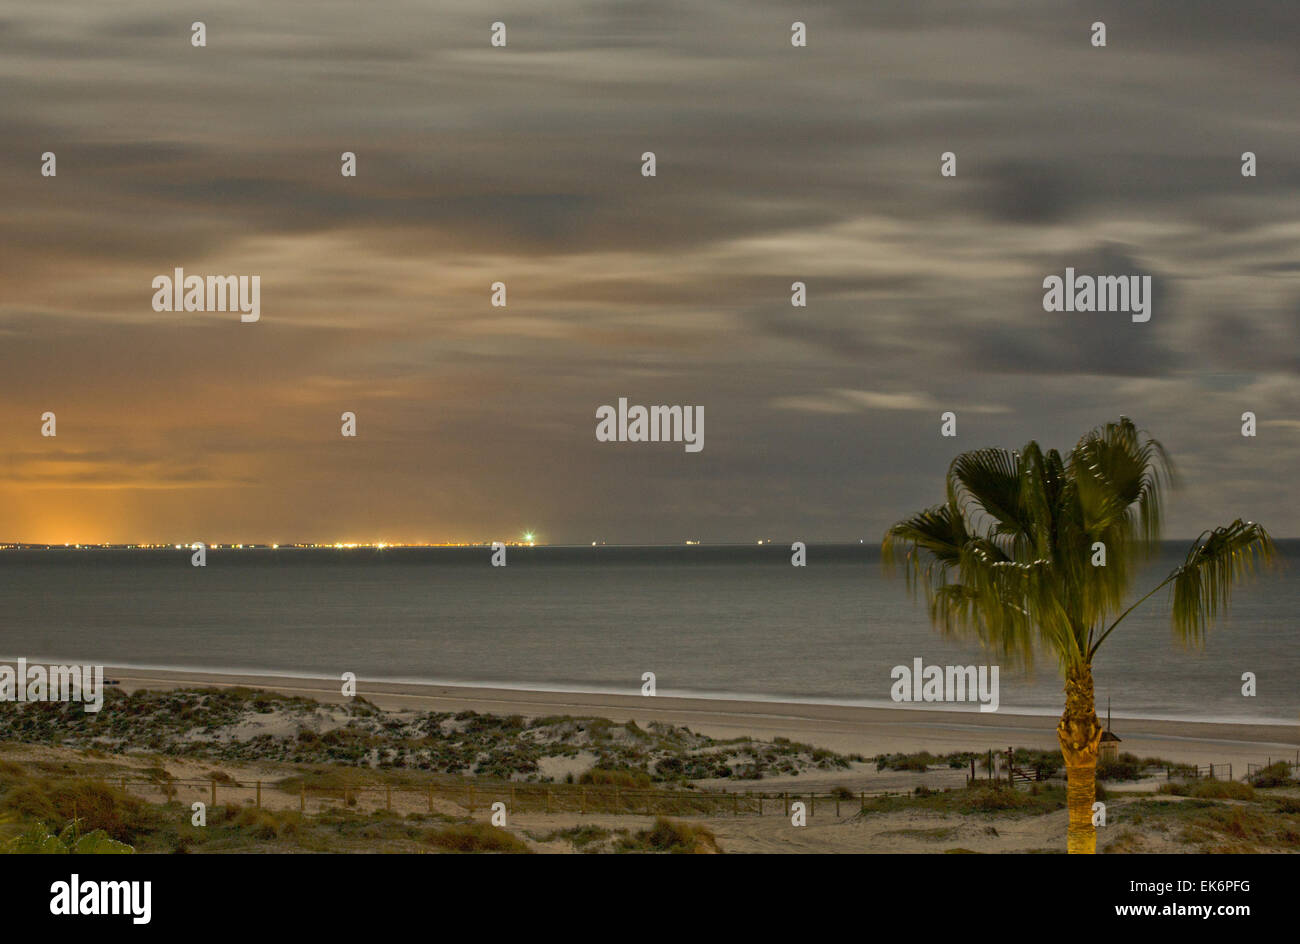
[{"left": 1, "top": 542, "right": 1296, "bottom": 725}]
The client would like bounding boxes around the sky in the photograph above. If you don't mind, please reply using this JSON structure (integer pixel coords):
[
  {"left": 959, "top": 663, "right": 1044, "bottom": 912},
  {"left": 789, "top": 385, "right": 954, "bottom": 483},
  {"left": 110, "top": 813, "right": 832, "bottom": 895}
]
[{"left": 1, "top": 1, "right": 1297, "bottom": 545}]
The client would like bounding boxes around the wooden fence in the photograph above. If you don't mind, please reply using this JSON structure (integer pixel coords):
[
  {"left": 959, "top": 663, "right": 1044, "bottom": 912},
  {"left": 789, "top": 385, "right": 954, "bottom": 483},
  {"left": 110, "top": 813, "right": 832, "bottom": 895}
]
[
  {"left": 79, "top": 774, "right": 893, "bottom": 818},
  {"left": 32, "top": 749, "right": 1297, "bottom": 822},
  {"left": 1164, "top": 763, "right": 1233, "bottom": 780},
  {"left": 1245, "top": 758, "right": 1300, "bottom": 779}
]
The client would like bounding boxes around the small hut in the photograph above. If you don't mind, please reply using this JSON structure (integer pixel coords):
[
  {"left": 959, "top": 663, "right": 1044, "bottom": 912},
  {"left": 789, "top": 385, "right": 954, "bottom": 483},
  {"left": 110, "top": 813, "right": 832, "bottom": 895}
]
[{"left": 1099, "top": 698, "right": 1122, "bottom": 762}]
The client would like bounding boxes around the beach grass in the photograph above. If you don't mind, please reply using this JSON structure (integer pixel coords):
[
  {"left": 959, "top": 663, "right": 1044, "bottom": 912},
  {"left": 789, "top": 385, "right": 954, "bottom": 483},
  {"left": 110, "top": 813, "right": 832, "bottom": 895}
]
[
  {"left": 2, "top": 741, "right": 1297, "bottom": 853},
  {"left": 0, "top": 687, "right": 859, "bottom": 784},
  {"left": 1, "top": 683, "right": 1296, "bottom": 853}
]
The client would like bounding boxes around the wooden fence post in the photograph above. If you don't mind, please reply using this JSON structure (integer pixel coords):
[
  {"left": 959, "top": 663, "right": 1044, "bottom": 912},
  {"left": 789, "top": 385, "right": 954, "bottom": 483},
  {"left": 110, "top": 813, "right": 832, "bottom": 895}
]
[
  {"left": 546, "top": 788, "right": 551, "bottom": 813},
  {"left": 300, "top": 782, "right": 306, "bottom": 812},
  {"left": 211, "top": 778, "right": 217, "bottom": 807},
  {"left": 256, "top": 781, "right": 261, "bottom": 809},
  {"left": 386, "top": 785, "right": 391, "bottom": 811},
  {"left": 783, "top": 792, "right": 789, "bottom": 816}
]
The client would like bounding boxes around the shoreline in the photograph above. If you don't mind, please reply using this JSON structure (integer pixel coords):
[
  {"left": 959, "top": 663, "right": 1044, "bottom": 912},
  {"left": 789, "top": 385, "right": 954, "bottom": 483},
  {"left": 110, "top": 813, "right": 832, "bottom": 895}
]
[
  {"left": 7, "top": 656, "right": 1295, "bottom": 727},
  {"left": 79, "top": 665, "right": 1300, "bottom": 769}
]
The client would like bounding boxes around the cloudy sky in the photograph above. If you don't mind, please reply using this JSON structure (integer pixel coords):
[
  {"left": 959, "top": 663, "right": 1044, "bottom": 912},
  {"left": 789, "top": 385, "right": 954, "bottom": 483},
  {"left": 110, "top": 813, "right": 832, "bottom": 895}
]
[{"left": 2, "top": 1, "right": 1297, "bottom": 544}]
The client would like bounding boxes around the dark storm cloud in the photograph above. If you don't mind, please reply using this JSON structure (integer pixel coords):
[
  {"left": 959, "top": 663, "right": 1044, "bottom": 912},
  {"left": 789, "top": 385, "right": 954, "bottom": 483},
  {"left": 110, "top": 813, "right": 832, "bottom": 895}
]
[
  {"left": 973, "top": 161, "right": 1082, "bottom": 226},
  {"left": 1074, "top": 0, "right": 1300, "bottom": 61},
  {"left": 961, "top": 244, "right": 1184, "bottom": 377},
  {"left": 1, "top": 0, "right": 1297, "bottom": 542},
  {"left": 1199, "top": 306, "right": 1300, "bottom": 378}
]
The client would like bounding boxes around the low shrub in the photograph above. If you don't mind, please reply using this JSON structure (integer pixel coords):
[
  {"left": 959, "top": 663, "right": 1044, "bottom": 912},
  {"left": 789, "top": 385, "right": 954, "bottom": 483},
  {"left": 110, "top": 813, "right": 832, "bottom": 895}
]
[
  {"left": 1248, "top": 762, "right": 1296, "bottom": 789},
  {"left": 579, "top": 768, "right": 651, "bottom": 788},
  {"left": 1159, "top": 780, "right": 1255, "bottom": 801},
  {"left": 624, "top": 817, "right": 719, "bottom": 854},
  {"left": 423, "top": 822, "right": 530, "bottom": 853}
]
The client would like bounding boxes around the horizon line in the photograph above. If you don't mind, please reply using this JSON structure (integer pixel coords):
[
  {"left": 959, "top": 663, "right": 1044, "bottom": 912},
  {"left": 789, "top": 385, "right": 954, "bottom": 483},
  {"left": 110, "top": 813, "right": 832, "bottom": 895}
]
[{"left": 3, "top": 538, "right": 1297, "bottom": 550}]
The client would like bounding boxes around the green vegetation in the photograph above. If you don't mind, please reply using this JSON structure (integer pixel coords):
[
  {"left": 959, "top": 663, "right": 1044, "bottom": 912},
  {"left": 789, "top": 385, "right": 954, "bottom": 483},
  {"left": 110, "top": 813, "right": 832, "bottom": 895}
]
[
  {"left": 1010, "top": 748, "right": 1062, "bottom": 781},
  {"left": 1110, "top": 798, "right": 1300, "bottom": 853},
  {"left": 521, "top": 819, "right": 721, "bottom": 854},
  {"left": 0, "top": 757, "right": 524, "bottom": 853},
  {"left": 858, "top": 782, "right": 1068, "bottom": 817},
  {"left": 579, "top": 768, "right": 651, "bottom": 788},
  {"left": 1, "top": 740, "right": 1294, "bottom": 854},
  {"left": 876, "top": 747, "right": 1175, "bottom": 784},
  {"left": 0, "top": 688, "right": 855, "bottom": 783},
  {"left": 617, "top": 817, "right": 719, "bottom": 854},
  {"left": 1248, "top": 762, "right": 1297, "bottom": 789},
  {"left": 525, "top": 824, "right": 614, "bottom": 851},
  {"left": 1, "top": 774, "right": 154, "bottom": 844},
  {"left": 1158, "top": 780, "right": 1256, "bottom": 801},
  {"left": 1, "top": 685, "right": 1293, "bottom": 855},
  {"left": 2, "top": 818, "right": 134, "bottom": 854},
  {"left": 884, "top": 417, "right": 1275, "bottom": 854},
  {"left": 423, "top": 822, "right": 531, "bottom": 854},
  {"left": 874, "top": 750, "right": 978, "bottom": 772}
]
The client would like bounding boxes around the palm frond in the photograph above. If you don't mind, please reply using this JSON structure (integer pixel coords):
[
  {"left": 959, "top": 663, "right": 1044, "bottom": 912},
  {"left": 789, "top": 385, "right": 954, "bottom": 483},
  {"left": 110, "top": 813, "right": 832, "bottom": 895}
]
[
  {"left": 883, "top": 419, "right": 1266, "bottom": 678},
  {"left": 1171, "top": 520, "right": 1276, "bottom": 646},
  {"left": 946, "top": 447, "right": 1027, "bottom": 541},
  {"left": 881, "top": 503, "right": 967, "bottom": 594},
  {"left": 1070, "top": 417, "right": 1174, "bottom": 551}
]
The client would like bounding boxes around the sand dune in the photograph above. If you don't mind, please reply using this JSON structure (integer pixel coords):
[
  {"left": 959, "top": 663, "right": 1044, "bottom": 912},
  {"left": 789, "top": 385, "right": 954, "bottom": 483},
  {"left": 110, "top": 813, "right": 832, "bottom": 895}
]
[{"left": 98, "top": 666, "right": 1299, "bottom": 770}]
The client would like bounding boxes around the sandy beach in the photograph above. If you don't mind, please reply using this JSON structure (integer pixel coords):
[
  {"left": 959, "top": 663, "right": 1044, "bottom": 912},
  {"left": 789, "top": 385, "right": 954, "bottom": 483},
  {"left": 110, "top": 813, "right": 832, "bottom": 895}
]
[
  {"left": 95, "top": 666, "right": 1299, "bottom": 772},
  {"left": 4, "top": 662, "right": 1298, "bottom": 854}
]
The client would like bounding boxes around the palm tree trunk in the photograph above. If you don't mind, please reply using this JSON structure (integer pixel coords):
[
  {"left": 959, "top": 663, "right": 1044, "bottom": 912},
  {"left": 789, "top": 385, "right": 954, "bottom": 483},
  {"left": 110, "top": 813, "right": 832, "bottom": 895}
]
[{"left": 1057, "top": 661, "right": 1103, "bottom": 854}]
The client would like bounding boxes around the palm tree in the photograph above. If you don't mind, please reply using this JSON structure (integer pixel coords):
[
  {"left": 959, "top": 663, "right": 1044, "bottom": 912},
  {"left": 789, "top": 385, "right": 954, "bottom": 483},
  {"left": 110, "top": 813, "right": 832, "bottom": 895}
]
[{"left": 882, "top": 417, "right": 1274, "bottom": 854}]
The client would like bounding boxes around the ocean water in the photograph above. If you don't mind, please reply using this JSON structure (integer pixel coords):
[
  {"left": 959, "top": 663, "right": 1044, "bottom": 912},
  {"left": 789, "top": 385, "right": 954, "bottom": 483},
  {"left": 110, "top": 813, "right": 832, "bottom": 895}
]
[{"left": 1, "top": 543, "right": 1296, "bottom": 724}]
